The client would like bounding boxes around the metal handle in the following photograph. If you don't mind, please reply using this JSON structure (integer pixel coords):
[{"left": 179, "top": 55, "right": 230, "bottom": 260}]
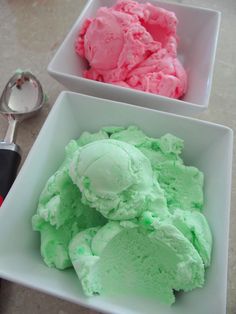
[{"left": 4, "top": 115, "right": 18, "bottom": 144}]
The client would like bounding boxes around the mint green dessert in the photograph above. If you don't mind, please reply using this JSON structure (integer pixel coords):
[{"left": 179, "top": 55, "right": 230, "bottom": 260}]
[
  {"left": 32, "top": 126, "right": 212, "bottom": 304},
  {"left": 69, "top": 139, "right": 167, "bottom": 220},
  {"left": 110, "top": 125, "right": 184, "bottom": 166},
  {"left": 69, "top": 219, "right": 205, "bottom": 304},
  {"left": 32, "top": 139, "right": 107, "bottom": 269},
  {"left": 156, "top": 161, "right": 204, "bottom": 212}
]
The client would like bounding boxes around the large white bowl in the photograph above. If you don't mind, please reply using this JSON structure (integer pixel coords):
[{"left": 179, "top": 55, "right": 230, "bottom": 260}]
[
  {"left": 48, "top": 0, "right": 221, "bottom": 116},
  {"left": 0, "top": 92, "right": 233, "bottom": 314}
]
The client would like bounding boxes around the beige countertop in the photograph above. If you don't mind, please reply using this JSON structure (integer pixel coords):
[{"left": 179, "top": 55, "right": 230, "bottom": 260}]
[{"left": 0, "top": 0, "right": 235, "bottom": 313}]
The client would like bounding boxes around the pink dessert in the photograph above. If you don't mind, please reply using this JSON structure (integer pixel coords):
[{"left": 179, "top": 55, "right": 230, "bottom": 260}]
[{"left": 75, "top": 0, "right": 187, "bottom": 99}]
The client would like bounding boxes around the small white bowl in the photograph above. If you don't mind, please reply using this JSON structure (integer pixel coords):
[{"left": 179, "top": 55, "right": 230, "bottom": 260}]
[
  {"left": 48, "top": 0, "right": 221, "bottom": 116},
  {"left": 0, "top": 92, "right": 233, "bottom": 314}
]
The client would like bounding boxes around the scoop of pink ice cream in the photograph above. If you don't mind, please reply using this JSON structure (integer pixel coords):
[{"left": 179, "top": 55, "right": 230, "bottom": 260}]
[{"left": 75, "top": 0, "right": 187, "bottom": 99}]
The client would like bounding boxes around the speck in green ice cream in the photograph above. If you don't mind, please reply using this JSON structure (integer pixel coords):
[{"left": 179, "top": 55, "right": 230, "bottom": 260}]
[{"left": 32, "top": 125, "right": 212, "bottom": 305}]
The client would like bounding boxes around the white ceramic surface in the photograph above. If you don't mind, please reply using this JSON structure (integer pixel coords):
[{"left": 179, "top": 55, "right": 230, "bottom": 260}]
[
  {"left": 0, "top": 92, "right": 233, "bottom": 314},
  {"left": 48, "top": 0, "right": 221, "bottom": 116}
]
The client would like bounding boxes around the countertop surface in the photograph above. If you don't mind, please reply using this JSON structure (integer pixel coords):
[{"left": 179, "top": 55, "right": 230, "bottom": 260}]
[{"left": 0, "top": 0, "right": 235, "bottom": 313}]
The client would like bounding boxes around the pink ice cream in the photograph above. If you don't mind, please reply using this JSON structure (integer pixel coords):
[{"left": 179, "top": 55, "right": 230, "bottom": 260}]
[{"left": 75, "top": 0, "right": 187, "bottom": 99}]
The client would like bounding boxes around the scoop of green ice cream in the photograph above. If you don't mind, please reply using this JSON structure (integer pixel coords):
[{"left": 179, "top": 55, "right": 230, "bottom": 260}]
[
  {"left": 32, "top": 139, "right": 107, "bottom": 270},
  {"left": 36, "top": 139, "right": 80, "bottom": 228},
  {"left": 109, "top": 126, "right": 184, "bottom": 167},
  {"left": 171, "top": 209, "right": 212, "bottom": 267},
  {"left": 32, "top": 195, "right": 106, "bottom": 271},
  {"left": 69, "top": 139, "right": 167, "bottom": 220},
  {"left": 69, "top": 220, "right": 205, "bottom": 304},
  {"left": 156, "top": 161, "right": 204, "bottom": 211},
  {"left": 69, "top": 227, "right": 101, "bottom": 296},
  {"left": 139, "top": 209, "right": 212, "bottom": 267},
  {"left": 110, "top": 125, "right": 148, "bottom": 146},
  {"left": 32, "top": 215, "right": 77, "bottom": 269},
  {"left": 77, "top": 129, "right": 108, "bottom": 146}
]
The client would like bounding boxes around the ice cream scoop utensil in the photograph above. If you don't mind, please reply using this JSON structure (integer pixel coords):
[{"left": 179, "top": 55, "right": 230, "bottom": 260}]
[{"left": 0, "top": 71, "right": 44, "bottom": 205}]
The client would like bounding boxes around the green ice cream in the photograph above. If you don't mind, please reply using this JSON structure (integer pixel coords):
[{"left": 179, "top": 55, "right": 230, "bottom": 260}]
[
  {"left": 69, "top": 139, "right": 167, "bottom": 220},
  {"left": 156, "top": 161, "right": 204, "bottom": 211},
  {"left": 32, "top": 125, "right": 212, "bottom": 304},
  {"left": 171, "top": 209, "right": 212, "bottom": 267},
  {"left": 110, "top": 125, "right": 184, "bottom": 166},
  {"left": 32, "top": 139, "right": 107, "bottom": 270},
  {"left": 69, "top": 219, "right": 205, "bottom": 304}
]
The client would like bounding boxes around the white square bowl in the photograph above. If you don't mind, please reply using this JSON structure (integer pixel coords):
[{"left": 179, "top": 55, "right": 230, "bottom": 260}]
[
  {"left": 48, "top": 0, "right": 221, "bottom": 117},
  {"left": 0, "top": 92, "right": 233, "bottom": 314}
]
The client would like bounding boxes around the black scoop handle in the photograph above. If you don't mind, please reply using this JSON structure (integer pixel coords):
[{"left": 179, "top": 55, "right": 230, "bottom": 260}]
[{"left": 0, "top": 142, "right": 21, "bottom": 205}]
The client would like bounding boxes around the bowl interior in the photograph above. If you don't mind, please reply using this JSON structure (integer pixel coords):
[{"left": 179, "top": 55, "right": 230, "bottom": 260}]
[
  {"left": 49, "top": 0, "right": 220, "bottom": 108},
  {"left": 0, "top": 92, "right": 232, "bottom": 314}
]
